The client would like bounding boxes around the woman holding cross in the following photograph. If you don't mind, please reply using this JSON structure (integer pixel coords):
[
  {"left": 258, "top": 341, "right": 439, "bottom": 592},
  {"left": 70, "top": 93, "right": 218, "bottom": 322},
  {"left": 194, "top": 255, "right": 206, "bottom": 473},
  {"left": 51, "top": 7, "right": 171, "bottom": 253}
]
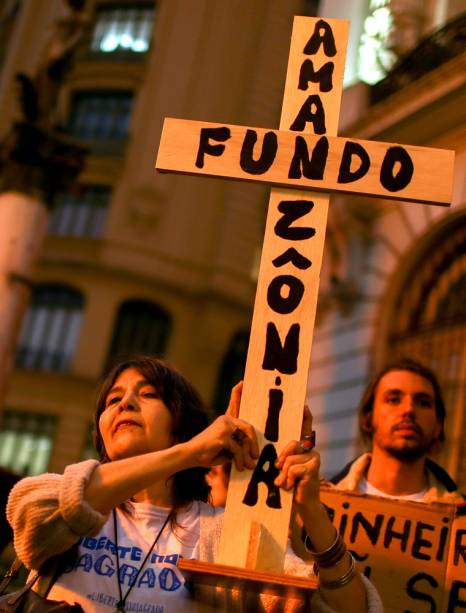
[{"left": 7, "top": 356, "right": 381, "bottom": 612}]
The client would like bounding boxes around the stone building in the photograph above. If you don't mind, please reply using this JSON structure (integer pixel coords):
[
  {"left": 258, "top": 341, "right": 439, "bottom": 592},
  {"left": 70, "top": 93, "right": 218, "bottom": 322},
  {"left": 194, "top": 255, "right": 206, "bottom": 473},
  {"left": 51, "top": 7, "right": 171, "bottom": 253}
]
[{"left": 0, "top": 0, "right": 464, "bottom": 490}]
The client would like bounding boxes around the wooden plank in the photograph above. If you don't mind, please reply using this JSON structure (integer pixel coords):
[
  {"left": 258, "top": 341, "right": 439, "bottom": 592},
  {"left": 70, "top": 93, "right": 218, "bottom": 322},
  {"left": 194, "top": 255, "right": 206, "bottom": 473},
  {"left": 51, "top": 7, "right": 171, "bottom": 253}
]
[
  {"left": 216, "top": 16, "right": 348, "bottom": 572},
  {"left": 156, "top": 117, "right": 455, "bottom": 206},
  {"left": 178, "top": 558, "right": 317, "bottom": 595}
]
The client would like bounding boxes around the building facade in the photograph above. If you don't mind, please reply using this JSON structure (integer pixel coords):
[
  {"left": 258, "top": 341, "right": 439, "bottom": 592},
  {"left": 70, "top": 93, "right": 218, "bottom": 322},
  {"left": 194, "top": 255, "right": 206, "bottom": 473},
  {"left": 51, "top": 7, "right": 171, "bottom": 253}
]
[{"left": 0, "top": 0, "right": 464, "bottom": 490}]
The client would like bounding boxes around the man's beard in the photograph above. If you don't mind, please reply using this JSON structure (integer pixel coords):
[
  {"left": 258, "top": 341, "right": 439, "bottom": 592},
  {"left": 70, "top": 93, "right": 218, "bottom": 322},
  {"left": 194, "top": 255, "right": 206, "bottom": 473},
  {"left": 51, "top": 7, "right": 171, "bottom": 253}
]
[
  {"left": 381, "top": 440, "right": 432, "bottom": 462},
  {"left": 374, "top": 422, "right": 436, "bottom": 462}
]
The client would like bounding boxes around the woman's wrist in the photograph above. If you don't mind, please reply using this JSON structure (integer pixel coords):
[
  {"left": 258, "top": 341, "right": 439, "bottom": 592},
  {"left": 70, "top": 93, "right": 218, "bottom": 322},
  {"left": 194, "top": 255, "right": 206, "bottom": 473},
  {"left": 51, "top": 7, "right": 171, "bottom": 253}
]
[
  {"left": 298, "top": 501, "right": 338, "bottom": 554},
  {"left": 171, "top": 441, "right": 198, "bottom": 470}
]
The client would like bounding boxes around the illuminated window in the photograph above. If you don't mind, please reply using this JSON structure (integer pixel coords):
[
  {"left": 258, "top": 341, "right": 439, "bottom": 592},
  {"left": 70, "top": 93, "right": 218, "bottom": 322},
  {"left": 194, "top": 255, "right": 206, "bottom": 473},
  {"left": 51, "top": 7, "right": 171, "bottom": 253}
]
[
  {"left": 91, "top": 4, "right": 155, "bottom": 55},
  {"left": 358, "top": 0, "right": 397, "bottom": 85},
  {"left": 0, "top": 410, "right": 57, "bottom": 476},
  {"left": 49, "top": 185, "right": 110, "bottom": 238},
  {"left": 16, "top": 285, "right": 84, "bottom": 372},
  {"left": 68, "top": 91, "right": 133, "bottom": 152},
  {"left": 105, "top": 299, "right": 172, "bottom": 371}
]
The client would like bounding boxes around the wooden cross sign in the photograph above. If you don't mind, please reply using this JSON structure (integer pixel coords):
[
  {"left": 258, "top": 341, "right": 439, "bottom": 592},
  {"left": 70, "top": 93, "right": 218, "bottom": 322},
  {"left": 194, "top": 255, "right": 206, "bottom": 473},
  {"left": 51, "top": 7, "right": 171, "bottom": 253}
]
[{"left": 156, "top": 16, "right": 455, "bottom": 575}]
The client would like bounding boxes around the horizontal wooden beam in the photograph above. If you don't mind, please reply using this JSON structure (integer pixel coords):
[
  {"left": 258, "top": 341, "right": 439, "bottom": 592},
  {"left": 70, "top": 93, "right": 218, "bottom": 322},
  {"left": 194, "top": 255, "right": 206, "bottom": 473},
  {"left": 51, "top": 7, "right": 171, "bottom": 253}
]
[
  {"left": 156, "top": 118, "right": 455, "bottom": 206},
  {"left": 178, "top": 558, "right": 318, "bottom": 598}
]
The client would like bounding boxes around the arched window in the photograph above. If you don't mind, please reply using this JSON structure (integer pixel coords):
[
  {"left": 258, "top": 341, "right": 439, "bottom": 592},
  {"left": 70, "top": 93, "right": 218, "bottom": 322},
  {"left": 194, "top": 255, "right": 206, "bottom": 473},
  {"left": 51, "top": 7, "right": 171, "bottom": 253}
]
[
  {"left": 387, "top": 218, "right": 466, "bottom": 486},
  {"left": 16, "top": 284, "right": 84, "bottom": 371},
  {"left": 212, "top": 330, "right": 249, "bottom": 415},
  {"left": 105, "top": 299, "right": 171, "bottom": 371}
]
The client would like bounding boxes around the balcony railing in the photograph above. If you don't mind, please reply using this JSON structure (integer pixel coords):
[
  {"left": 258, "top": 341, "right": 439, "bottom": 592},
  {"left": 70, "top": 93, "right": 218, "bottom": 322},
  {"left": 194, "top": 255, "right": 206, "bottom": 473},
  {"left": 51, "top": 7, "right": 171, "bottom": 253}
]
[{"left": 371, "top": 11, "right": 466, "bottom": 104}]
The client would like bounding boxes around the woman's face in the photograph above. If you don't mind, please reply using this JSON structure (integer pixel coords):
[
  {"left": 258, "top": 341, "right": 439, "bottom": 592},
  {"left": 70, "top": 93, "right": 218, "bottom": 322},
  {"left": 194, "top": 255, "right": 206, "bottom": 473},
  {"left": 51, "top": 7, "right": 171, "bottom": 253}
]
[{"left": 99, "top": 367, "right": 173, "bottom": 461}]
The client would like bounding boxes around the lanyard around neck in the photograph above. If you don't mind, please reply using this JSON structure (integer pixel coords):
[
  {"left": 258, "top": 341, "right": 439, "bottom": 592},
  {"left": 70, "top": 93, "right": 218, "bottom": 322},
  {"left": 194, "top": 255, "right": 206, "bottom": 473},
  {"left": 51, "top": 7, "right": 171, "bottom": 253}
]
[{"left": 112, "top": 507, "right": 173, "bottom": 613}]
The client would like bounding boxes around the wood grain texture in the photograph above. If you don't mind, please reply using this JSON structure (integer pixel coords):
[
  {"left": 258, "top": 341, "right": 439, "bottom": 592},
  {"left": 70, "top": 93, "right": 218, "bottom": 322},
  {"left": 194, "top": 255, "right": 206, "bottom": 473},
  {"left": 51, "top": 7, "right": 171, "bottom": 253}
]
[
  {"left": 178, "top": 558, "right": 318, "bottom": 595},
  {"left": 157, "top": 117, "right": 454, "bottom": 205},
  {"left": 217, "top": 16, "right": 349, "bottom": 572}
]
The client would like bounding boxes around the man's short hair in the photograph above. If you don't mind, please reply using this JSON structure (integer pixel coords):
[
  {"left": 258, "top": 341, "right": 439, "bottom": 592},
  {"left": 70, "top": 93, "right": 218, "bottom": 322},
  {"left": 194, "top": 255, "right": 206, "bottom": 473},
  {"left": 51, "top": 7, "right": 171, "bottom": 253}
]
[{"left": 358, "top": 357, "right": 446, "bottom": 444}]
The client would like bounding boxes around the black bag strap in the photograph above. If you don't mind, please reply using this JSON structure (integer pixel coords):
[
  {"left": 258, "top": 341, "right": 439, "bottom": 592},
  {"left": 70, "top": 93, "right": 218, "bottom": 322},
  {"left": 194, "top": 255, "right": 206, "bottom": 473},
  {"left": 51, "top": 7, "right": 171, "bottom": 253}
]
[
  {"left": 0, "top": 545, "right": 77, "bottom": 599},
  {"left": 35, "top": 554, "right": 66, "bottom": 598},
  {"left": 0, "top": 557, "right": 29, "bottom": 595}
]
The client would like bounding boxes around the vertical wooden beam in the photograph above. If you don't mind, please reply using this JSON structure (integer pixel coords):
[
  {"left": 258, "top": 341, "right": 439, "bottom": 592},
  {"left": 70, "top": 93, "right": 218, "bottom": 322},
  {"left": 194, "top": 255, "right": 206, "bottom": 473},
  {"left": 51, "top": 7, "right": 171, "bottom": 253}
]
[{"left": 217, "top": 17, "right": 348, "bottom": 572}]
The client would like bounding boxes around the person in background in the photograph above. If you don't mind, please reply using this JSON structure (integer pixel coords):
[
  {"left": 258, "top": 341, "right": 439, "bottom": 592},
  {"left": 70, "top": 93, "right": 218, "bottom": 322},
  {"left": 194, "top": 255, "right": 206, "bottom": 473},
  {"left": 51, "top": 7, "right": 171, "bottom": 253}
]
[{"left": 330, "top": 357, "right": 464, "bottom": 503}]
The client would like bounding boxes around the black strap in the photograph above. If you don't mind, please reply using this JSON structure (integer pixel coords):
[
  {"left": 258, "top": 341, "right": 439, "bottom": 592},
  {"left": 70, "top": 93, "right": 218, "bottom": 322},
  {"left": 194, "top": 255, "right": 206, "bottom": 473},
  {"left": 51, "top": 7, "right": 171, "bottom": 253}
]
[
  {"left": 1, "top": 547, "right": 77, "bottom": 600},
  {"left": 113, "top": 508, "right": 172, "bottom": 612},
  {"left": 425, "top": 458, "right": 459, "bottom": 493},
  {"left": 0, "top": 557, "right": 28, "bottom": 595},
  {"left": 35, "top": 554, "right": 68, "bottom": 598}
]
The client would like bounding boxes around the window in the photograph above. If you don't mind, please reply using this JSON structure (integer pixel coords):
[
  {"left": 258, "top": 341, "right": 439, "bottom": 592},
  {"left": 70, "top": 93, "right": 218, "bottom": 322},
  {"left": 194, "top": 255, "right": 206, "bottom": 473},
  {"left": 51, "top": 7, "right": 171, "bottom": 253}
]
[
  {"left": 0, "top": 410, "right": 57, "bottom": 476},
  {"left": 49, "top": 185, "right": 111, "bottom": 238},
  {"left": 105, "top": 299, "right": 171, "bottom": 371},
  {"left": 91, "top": 3, "right": 155, "bottom": 55},
  {"left": 212, "top": 331, "right": 249, "bottom": 415},
  {"left": 358, "top": 0, "right": 397, "bottom": 85},
  {"left": 68, "top": 91, "right": 133, "bottom": 152},
  {"left": 16, "top": 285, "right": 84, "bottom": 371}
]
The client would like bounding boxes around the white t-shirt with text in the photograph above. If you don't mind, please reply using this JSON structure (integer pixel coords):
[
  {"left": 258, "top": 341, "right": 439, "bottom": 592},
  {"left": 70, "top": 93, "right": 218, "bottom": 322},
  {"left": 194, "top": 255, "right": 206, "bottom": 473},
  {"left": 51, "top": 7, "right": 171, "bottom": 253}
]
[{"left": 48, "top": 500, "right": 204, "bottom": 613}]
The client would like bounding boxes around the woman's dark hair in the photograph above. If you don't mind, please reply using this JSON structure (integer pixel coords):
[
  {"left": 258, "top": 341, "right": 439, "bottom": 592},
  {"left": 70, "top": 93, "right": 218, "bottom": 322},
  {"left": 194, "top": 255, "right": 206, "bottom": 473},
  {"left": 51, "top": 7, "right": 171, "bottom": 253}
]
[
  {"left": 93, "top": 356, "right": 211, "bottom": 513},
  {"left": 358, "top": 357, "right": 446, "bottom": 445}
]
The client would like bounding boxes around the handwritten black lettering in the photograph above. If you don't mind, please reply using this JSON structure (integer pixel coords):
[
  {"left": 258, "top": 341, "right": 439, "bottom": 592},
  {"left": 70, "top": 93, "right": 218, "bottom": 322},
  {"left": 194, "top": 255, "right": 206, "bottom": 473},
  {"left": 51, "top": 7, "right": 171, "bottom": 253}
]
[
  {"left": 412, "top": 522, "right": 435, "bottom": 561},
  {"left": 264, "top": 388, "right": 283, "bottom": 442},
  {"left": 298, "top": 59, "right": 334, "bottom": 92},
  {"left": 267, "top": 275, "right": 305, "bottom": 314},
  {"left": 274, "top": 200, "right": 315, "bottom": 241},
  {"left": 303, "top": 19, "right": 337, "bottom": 57},
  {"left": 240, "top": 129, "right": 278, "bottom": 175},
  {"left": 350, "top": 512, "right": 384, "bottom": 546},
  {"left": 447, "top": 580, "right": 466, "bottom": 612},
  {"left": 195, "top": 127, "right": 231, "bottom": 168},
  {"left": 436, "top": 525, "right": 449, "bottom": 563},
  {"left": 380, "top": 146, "right": 414, "bottom": 192},
  {"left": 289, "top": 135, "right": 328, "bottom": 179},
  {"left": 406, "top": 573, "right": 438, "bottom": 613},
  {"left": 337, "top": 141, "right": 370, "bottom": 184},
  {"left": 272, "top": 248, "right": 312, "bottom": 270},
  {"left": 243, "top": 444, "right": 281, "bottom": 509},
  {"left": 384, "top": 517, "right": 411, "bottom": 552},
  {"left": 262, "top": 322, "right": 300, "bottom": 375},
  {"left": 289, "top": 95, "right": 326, "bottom": 134},
  {"left": 454, "top": 529, "right": 466, "bottom": 566}
]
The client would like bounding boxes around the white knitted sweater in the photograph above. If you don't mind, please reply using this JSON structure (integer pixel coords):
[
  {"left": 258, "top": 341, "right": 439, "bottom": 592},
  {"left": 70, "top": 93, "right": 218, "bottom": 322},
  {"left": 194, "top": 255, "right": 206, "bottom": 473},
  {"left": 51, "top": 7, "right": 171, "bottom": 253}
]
[{"left": 7, "top": 460, "right": 383, "bottom": 612}]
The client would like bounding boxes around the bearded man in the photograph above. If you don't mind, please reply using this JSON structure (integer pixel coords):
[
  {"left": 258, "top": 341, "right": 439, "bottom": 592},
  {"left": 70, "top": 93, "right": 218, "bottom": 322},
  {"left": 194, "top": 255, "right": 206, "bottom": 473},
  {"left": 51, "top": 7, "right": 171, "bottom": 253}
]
[{"left": 331, "top": 358, "right": 464, "bottom": 503}]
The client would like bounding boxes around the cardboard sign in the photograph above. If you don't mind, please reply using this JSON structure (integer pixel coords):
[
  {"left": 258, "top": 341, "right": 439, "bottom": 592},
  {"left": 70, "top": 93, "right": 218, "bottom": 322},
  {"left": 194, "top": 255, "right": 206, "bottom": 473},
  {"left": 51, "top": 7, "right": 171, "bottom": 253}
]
[
  {"left": 305, "top": 489, "right": 466, "bottom": 613},
  {"left": 157, "top": 118, "right": 454, "bottom": 205},
  {"left": 445, "top": 505, "right": 466, "bottom": 612}
]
